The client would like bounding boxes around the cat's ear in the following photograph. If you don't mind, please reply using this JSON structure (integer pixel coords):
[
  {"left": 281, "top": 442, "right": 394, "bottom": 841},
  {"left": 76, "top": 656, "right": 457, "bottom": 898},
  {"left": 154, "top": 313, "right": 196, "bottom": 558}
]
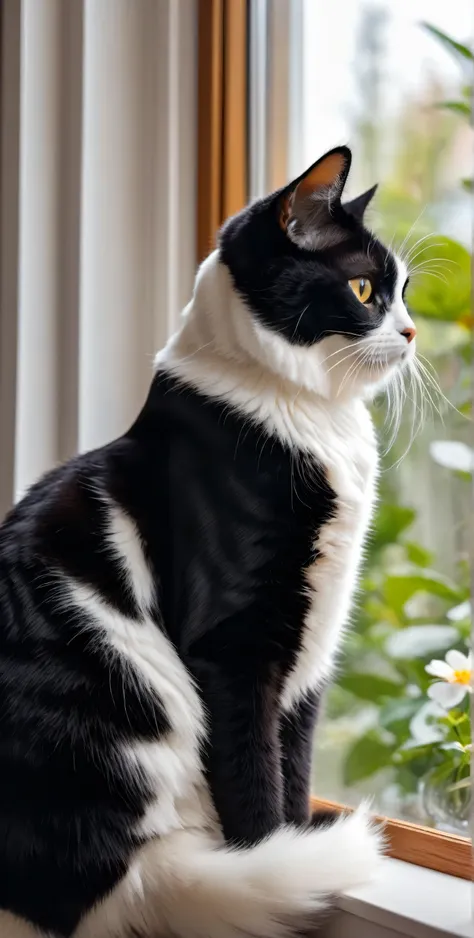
[
  {"left": 344, "top": 184, "right": 378, "bottom": 221},
  {"left": 279, "top": 147, "right": 352, "bottom": 249}
]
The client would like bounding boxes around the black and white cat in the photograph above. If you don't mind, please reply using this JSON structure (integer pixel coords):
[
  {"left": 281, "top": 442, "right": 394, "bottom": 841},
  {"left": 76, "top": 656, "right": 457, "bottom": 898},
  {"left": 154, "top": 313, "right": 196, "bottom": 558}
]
[{"left": 0, "top": 147, "right": 416, "bottom": 938}]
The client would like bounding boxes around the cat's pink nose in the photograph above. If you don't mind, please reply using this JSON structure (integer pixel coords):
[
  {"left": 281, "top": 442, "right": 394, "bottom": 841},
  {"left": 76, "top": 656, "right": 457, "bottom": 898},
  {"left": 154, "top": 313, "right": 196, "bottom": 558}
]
[{"left": 401, "top": 326, "right": 416, "bottom": 343}]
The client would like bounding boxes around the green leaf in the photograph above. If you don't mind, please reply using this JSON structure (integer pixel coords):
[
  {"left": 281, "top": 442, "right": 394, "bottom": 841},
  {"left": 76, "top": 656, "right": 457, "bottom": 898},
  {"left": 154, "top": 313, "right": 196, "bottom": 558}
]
[
  {"left": 461, "top": 178, "right": 473, "bottom": 192},
  {"left": 435, "top": 100, "right": 471, "bottom": 117},
  {"left": 383, "top": 571, "right": 462, "bottom": 613},
  {"left": 407, "top": 237, "right": 471, "bottom": 323},
  {"left": 422, "top": 23, "right": 473, "bottom": 62},
  {"left": 396, "top": 765, "right": 423, "bottom": 793},
  {"left": 324, "top": 684, "right": 360, "bottom": 720},
  {"left": 344, "top": 731, "right": 394, "bottom": 785},
  {"left": 393, "top": 742, "right": 437, "bottom": 765},
  {"left": 404, "top": 542, "right": 433, "bottom": 567},
  {"left": 338, "top": 672, "right": 404, "bottom": 702},
  {"left": 369, "top": 504, "right": 415, "bottom": 552},
  {"left": 385, "top": 624, "right": 459, "bottom": 659}
]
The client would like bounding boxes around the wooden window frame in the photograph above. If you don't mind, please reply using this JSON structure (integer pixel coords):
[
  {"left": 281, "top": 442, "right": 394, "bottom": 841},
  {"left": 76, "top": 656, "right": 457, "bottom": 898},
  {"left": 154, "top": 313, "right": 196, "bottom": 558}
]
[
  {"left": 196, "top": 0, "right": 471, "bottom": 883},
  {"left": 311, "top": 797, "right": 471, "bottom": 881},
  {"left": 197, "top": 0, "right": 247, "bottom": 264}
]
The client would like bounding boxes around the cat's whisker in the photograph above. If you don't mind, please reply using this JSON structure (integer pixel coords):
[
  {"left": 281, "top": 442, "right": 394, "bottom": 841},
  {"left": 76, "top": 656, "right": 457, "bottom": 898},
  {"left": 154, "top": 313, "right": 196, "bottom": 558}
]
[
  {"left": 178, "top": 340, "right": 215, "bottom": 362},
  {"left": 320, "top": 338, "right": 368, "bottom": 368},
  {"left": 338, "top": 353, "right": 364, "bottom": 394},
  {"left": 408, "top": 258, "right": 458, "bottom": 285},
  {"left": 409, "top": 258, "right": 457, "bottom": 273},
  {"left": 402, "top": 227, "right": 437, "bottom": 262},
  {"left": 290, "top": 305, "right": 311, "bottom": 340},
  {"left": 414, "top": 359, "right": 448, "bottom": 421},
  {"left": 337, "top": 347, "right": 372, "bottom": 396},
  {"left": 408, "top": 268, "right": 449, "bottom": 285},
  {"left": 416, "top": 354, "right": 468, "bottom": 421},
  {"left": 397, "top": 209, "right": 428, "bottom": 260},
  {"left": 405, "top": 363, "right": 424, "bottom": 450},
  {"left": 408, "top": 361, "right": 425, "bottom": 437},
  {"left": 325, "top": 345, "right": 366, "bottom": 376},
  {"left": 383, "top": 368, "right": 403, "bottom": 453},
  {"left": 408, "top": 264, "right": 450, "bottom": 282},
  {"left": 409, "top": 255, "right": 457, "bottom": 273},
  {"left": 383, "top": 358, "right": 428, "bottom": 466},
  {"left": 406, "top": 240, "right": 446, "bottom": 266},
  {"left": 412, "top": 358, "right": 446, "bottom": 424},
  {"left": 392, "top": 371, "right": 405, "bottom": 442},
  {"left": 381, "top": 351, "right": 431, "bottom": 458}
]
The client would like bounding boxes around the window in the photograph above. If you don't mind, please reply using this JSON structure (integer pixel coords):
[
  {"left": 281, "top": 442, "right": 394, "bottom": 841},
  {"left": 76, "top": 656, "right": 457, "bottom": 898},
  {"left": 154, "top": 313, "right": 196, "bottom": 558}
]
[
  {"left": 297, "top": 0, "right": 472, "bottom": 863},
  {"left": 197, "top": 0, "right": 472, "bottom": 879}
]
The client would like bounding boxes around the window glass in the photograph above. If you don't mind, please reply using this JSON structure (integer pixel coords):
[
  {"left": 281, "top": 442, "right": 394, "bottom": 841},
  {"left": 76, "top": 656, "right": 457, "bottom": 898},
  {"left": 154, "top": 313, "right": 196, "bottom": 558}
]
[{"left": 250, "top": 0, "right": 472, "bottom": 832}]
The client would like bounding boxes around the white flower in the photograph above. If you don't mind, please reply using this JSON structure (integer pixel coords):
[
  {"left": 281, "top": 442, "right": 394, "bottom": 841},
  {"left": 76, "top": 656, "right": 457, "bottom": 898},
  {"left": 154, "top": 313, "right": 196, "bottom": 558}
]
[
  {"left": 425, "top": 650, "right": 472, "bottom": 709},
  {"left": 447, "top": 601, "right": 471, "bottom": 623},
  {"left": 440, "top": 741, "right": 472, "bottom": 753}
]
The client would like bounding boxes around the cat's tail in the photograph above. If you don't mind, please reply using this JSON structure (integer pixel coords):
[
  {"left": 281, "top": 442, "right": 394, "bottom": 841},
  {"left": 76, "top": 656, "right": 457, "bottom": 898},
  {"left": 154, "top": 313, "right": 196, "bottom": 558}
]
[{"left": 77, "top": 804, "right": 384, "bottom": 938}]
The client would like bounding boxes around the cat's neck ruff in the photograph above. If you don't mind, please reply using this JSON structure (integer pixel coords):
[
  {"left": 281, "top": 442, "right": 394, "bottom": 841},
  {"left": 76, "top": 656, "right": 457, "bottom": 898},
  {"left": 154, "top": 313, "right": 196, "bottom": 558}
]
[{"left": 156, "top": 250, "right": 372, "bottom": 424}]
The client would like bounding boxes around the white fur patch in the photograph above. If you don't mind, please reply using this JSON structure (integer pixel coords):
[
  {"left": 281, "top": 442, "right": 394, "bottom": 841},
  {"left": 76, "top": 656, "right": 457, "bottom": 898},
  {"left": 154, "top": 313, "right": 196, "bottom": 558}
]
[
  {"left": 63, "top": 566, "right": 215, "bottom": 843},
  {"left": 281, "top": 402, "right": 378, "bottom": 709},
  {"left": 104, "top": 499, "right": 155, "bottom": 615}
]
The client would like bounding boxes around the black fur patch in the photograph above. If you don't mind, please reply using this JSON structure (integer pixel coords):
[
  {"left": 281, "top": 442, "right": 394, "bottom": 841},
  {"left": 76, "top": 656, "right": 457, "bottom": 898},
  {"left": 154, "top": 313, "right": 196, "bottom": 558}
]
[{"left": 280, "top": 689, "right": 322, "bottom": 825}]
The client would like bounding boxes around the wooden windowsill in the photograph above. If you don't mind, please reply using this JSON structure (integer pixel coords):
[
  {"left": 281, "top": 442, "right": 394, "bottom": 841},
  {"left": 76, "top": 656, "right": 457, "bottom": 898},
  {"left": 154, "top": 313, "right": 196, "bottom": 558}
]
[{"left": 311, "top": 797, "right": 472, "bottom": 881}]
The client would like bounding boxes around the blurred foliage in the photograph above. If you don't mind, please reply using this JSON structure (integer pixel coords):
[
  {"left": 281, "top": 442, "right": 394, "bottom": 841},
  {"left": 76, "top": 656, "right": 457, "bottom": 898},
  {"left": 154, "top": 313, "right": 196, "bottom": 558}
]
[
  {"left": 421, "top": 23, "right": 473, "bottom": 66},
  {"left": 408, "top": 238, "right": 471, "bottom": 325},
  {"left": 317, "top": 21, "right": 472, "bottom": 831},
  {"left": 422, "top": 21, "right": 473, "bottom": 193},
  {"left": 333, "top": 496, "right": 471, "bottom": 806}
]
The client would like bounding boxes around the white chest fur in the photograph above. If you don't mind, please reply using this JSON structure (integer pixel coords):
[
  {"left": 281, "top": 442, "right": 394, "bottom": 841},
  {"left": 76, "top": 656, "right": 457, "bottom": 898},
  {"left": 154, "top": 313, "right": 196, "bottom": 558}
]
[
  {"left": 280, "top": 400, "right": 378, "bottom": 710},
  {"left": 160, "top": 332, "right": 379, "bottom": 714},
  {"left": 162, "top": 344, "right": 377, "bottom": 709}
]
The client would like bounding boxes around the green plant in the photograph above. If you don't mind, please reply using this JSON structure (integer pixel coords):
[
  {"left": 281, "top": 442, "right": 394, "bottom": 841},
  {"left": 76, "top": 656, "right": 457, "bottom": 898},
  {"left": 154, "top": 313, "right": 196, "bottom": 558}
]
[
  {"left": 334, "top": 498, "right": 470, "bottom": 793},
  {"left": 421, "top": 23, "right": 473, "bottom": 193}
]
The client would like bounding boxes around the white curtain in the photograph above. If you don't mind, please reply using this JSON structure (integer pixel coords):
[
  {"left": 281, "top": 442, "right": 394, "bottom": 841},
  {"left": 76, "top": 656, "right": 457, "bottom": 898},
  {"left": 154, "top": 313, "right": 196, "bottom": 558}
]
[{"left": 0, "top": 0, "right": 197, "bottom": 514}]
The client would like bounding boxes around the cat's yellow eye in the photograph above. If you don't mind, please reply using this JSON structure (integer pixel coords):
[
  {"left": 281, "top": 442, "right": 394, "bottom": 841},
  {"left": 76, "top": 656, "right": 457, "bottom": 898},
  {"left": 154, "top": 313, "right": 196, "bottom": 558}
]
[{"left": 348, "top": 277, "right": 373, "bottom": 304}]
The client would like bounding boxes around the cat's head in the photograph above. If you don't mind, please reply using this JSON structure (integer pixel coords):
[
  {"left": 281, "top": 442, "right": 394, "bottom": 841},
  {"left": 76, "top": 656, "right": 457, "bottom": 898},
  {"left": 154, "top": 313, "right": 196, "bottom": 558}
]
[{"left": 218, "top": 146, "right": 416, "bottom": 400}]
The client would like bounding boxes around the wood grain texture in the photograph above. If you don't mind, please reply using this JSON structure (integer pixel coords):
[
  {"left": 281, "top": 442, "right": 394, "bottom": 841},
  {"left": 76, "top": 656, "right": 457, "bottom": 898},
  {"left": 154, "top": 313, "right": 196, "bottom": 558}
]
[
  {"left": 221, "top": 0, "right": 247, "bottom": 220},
  {"left": 197, "top": 0, "right": 247, "bottom": 263},
  {"left": 311, "top": 796, "right": 472, "bottom": 881}
]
